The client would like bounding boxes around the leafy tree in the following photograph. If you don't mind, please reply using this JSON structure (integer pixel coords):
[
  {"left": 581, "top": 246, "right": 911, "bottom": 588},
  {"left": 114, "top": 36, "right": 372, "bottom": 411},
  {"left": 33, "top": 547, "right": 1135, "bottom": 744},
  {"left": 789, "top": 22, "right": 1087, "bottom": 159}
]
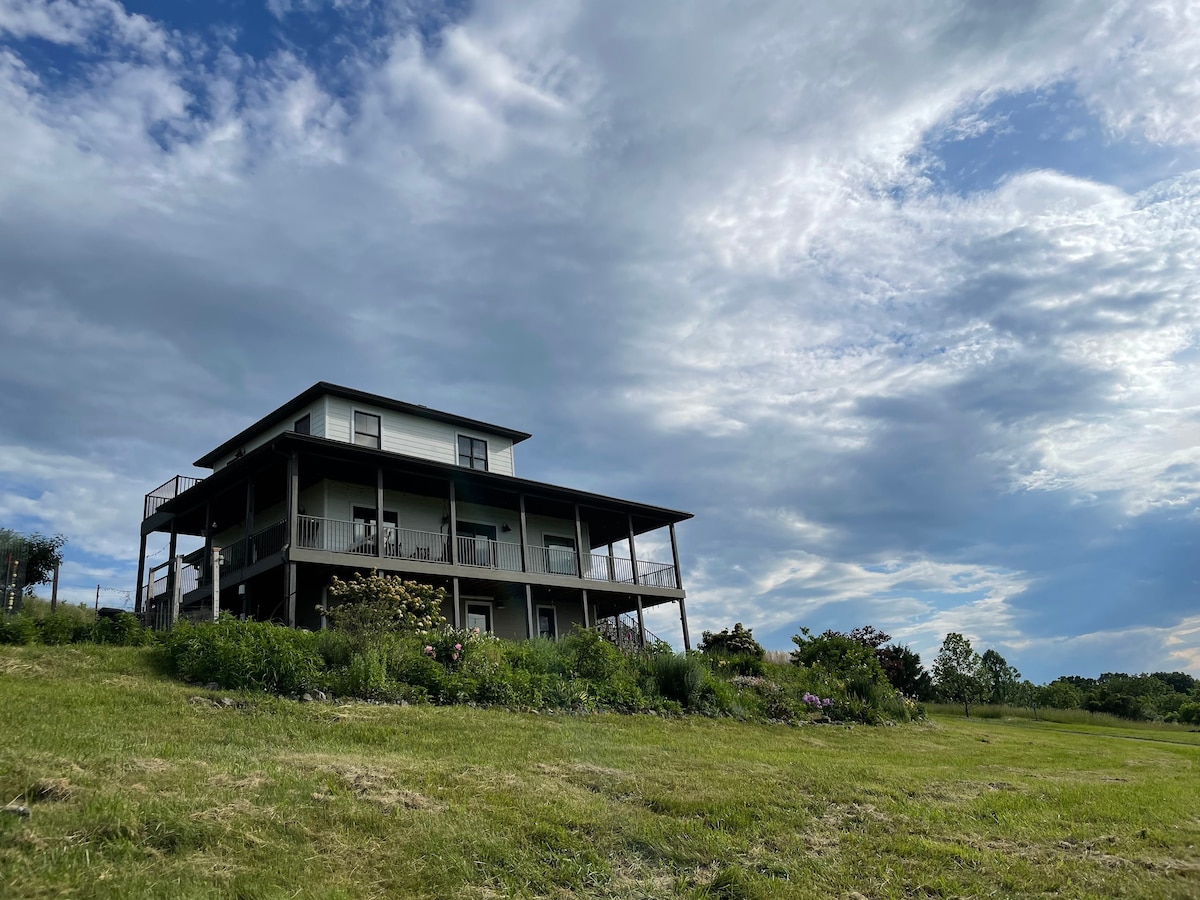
[
  {"left": 1150, "top": 672, "right": 1197, "bottom": 695},
  {"left": 980, "top": 648, "right": 1021, "bottom": 705},
  {"left": 322, "top": 572, "right": 447, "bottom": 640},
  {"left": 698, "top": 622, "right": 764, "bottom": 658},
  {"left": 876, "top": 643, "right": 934, "bottom": 701},
  {"left": 846, "top": 625, "right": 892, "bottom": 651},
  {"left": 1037, "top": 678, "right": 1084, "bottom": 711},
  {"left": 791, "top": 627, "right": 886, "bottom": 682},
  {"left": 0, "top": 529, "right": 67, "bottom": 595},
  {"left": 932, "top": 633, "right": 986, "bottom": 717}
]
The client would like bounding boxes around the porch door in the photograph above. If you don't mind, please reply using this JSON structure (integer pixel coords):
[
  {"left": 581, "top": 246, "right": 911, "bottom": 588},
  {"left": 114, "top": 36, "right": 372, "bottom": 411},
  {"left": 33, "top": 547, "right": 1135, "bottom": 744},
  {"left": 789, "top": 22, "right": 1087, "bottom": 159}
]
[
  {"left": 352, "top": 507, "right": 398, "bottom": 553},
  {"left": 544, "top": 535, "right": 577, "bottom": 575},
  {"left": 537, "top": 605, "right": 557, "bottom": 640},
  {"left": 457, "top": 521, "right": 497, "bottom": 566},
  {"left": 465, "top": 602, "right": 492, "bottom": 633}
]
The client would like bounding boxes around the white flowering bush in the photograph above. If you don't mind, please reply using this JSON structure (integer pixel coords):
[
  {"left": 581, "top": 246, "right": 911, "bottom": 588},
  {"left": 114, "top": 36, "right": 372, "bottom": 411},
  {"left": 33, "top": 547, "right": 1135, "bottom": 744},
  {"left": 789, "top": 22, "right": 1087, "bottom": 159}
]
[{"left": 321, "top": 571, "right": 448, "bottom": 639}]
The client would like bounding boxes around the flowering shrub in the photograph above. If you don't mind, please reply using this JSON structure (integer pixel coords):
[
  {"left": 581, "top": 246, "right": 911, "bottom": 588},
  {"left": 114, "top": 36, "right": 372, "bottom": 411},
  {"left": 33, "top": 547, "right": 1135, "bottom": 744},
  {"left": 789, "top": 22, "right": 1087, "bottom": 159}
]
[
  {"left": 322, "top": 572, "right": 448, "bottom": 638},
  {"left": 424, "top": 625, "right": 496, "bottom": 670},
  {"left": 802, "top": 692, "right": 834, "bottom": 710}
]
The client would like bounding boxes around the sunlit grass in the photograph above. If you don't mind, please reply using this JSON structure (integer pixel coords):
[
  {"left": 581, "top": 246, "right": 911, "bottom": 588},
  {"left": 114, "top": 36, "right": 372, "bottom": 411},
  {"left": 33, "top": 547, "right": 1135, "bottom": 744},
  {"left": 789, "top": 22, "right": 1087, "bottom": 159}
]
[{"left": 2, "top": 644, "right": 1199, "bottom": 898}]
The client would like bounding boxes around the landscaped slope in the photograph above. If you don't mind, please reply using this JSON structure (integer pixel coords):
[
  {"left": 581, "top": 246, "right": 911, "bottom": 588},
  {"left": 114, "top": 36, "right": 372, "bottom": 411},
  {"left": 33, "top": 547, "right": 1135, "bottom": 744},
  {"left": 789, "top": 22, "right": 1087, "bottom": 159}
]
[{"left": 2, "top": 645, "right": 1198, "bottom": 898}]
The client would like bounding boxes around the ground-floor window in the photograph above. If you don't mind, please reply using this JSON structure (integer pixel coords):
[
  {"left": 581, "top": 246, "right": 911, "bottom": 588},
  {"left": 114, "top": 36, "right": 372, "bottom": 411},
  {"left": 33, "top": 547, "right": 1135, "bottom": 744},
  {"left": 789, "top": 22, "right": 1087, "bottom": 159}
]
[
  {"left": 465, "top": 600, "right": 493, "bottom": 633},
  {"left": 536, "top": 604, "right": 557, "bottom": 640}
]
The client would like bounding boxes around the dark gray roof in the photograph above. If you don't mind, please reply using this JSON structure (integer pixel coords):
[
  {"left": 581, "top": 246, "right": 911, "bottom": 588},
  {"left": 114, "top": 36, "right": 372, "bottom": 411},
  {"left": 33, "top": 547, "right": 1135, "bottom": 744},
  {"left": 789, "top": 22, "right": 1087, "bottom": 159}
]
[{"left": 193, "top": 382, "right": 533, "bottom": 468}]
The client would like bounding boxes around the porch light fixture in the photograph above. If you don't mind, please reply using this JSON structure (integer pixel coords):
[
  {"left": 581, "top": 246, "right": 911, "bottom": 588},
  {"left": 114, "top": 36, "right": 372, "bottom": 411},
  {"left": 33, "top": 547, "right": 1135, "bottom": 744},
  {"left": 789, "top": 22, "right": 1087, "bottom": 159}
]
[{"left": 501, "top": 524, "right": 512, "bottom": 533}]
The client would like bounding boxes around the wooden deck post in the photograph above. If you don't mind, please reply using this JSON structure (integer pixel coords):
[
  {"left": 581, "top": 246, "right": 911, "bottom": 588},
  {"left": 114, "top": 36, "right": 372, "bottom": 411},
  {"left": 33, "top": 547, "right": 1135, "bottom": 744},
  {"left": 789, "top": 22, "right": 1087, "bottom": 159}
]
[
  {"left": 678, "top": 598, "right": 691, "bottom": 651},
  {"left": 285, "top": 562, "right": 297, "bottom": 628},
  {"left": 627, "top": 516, "right": 640, "bottom": 586},
  {"left": 635, "top": 595, "right": 645, "bottom": 648},
  {"left": 376, "top": 465, "right": 385, "bottom": 560},
  {"left": 525, "top": 584, "right": 535, "bottom": 639},
  {"left": 518, "top": 494, "right": 529, "bottom": 572},
  {"left": 244, "top": 476, "right": 255, "bottom": 566},
  {"left": 448, "top": 480, "right": 458, "bottom": 565},
  {"left": 452, "top": 577, "right": 461, "bottom": 629},
  {"left": 573, "top": 504, "right": 585, "bottom": 578},
  {"left": 133, "top": 533, "right": 147, "bottom": 615},
  {"left": 669, "top": 522, "right": 682, "bottom": 590},
  {"left": 166, "top": 518, "right": 178, "bottom": 604},
  {"left": 581, "top": 589, "right": 589, "bottom": 629}
]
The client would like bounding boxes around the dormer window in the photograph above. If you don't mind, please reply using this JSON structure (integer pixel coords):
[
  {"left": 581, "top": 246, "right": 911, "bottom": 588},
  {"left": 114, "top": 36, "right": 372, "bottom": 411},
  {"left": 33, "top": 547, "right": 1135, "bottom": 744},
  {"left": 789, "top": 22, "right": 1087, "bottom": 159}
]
[
  {"left": 354, "top": 411, "right": 381, "bottom": 448},
  {"left": 458, "top": 435, "right": 488, "bottom": 471}
]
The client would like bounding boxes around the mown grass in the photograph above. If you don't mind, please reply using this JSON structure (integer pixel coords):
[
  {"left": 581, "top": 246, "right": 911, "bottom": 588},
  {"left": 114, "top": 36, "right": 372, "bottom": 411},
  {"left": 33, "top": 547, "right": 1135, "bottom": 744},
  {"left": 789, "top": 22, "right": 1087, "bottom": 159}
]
[
  {"left": 2, "top": 645, "right": 1199, "bottom": 899},
  {"left": 925, "top": 702, "right": 1200, "bottom": 734}
]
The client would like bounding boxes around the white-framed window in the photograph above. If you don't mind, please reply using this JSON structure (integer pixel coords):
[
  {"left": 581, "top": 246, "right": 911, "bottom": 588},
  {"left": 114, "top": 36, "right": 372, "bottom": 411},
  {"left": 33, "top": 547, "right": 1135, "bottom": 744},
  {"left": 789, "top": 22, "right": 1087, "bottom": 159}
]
[
  {"left": 354, "top": 411, "right": 381, "bottom": 448},
  {"left": 465, "top": 599, "right": 493, "bottom": 634},
  {"left": 536, "top": 604, "right": 558, "bottom": 640},
  {"left": 457, "top": 435, "right": 488, "bottom": 471},
  {"left": 544, "top": 534, "right": 577, "bottom": 576}
]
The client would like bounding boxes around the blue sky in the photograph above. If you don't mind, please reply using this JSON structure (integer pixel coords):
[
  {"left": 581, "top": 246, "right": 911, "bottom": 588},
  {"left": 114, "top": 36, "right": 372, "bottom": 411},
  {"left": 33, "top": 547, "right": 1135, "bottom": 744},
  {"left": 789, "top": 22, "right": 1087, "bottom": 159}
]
[{"left": 1, "top": 0, "right": 1199, "bottom": 682}]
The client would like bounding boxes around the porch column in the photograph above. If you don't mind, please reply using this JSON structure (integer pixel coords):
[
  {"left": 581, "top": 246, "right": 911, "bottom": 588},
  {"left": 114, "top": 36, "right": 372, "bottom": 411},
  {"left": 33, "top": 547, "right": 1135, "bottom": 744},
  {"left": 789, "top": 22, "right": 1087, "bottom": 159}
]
[
  {"left": 134, "top": 532, "right": 148, "bottom": 615},
  {"left": 669, "top": 522, "right": 682, "bottom": 590},
  {"left": 170, "top": 554, "right": 183, "bottom": 626},
  {"left": 518, "top": 494, "right": 529, "bottom": 572},
  {"left": 627, "top": 516, "right": 640, "bottom": 586},
  {"left": 166, "top": 518, "right": 178, "bottom": 601},
  {"left": 285, "top": 453, "right": 299, "bottom": 628},
  {"left": 525, "top": 584, "right": 535, "bottom": 639},
  {"left": 581, "top": 589, "right": 589, "bottom": 629},
  {"left": 607, "top": 542, "right": 616, "bottom": 582},
  {"left": 678, "top": 598, "right": 691, "bottom": 651},
  {"left": 452, "top": 577, "right": 461, "bottom": 629},
  {"left": 286, "top": 453, "right": 299, "bottom": 552},
  {"left": 244, "top": 476, "right": 255, "bottom": 566},
  {"left": 573, "top": 504, "right": 585, "bottom": 578},
  {"left": 448, "top": 480, "right": 458, "bottom": 565},
  {"left": 635, "top": 595, "right": 645, "bottom": 648},
  {"left": 376, "top": 466, "right": 385, "bottom": 560},
  {"left": 285, "top": 562, "right": 297, "bottom": 628},
  {"left": 203, "top": 501, "right": 213, "bottom": 584}
]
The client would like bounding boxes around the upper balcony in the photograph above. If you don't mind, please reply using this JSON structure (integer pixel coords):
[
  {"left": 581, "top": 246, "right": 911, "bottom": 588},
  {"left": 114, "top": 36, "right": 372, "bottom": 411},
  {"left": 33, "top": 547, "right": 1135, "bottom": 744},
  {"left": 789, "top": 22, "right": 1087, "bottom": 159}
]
[
  {"left": 295, "top": 515, "right": 680, "bottom": 589},
  {"left": 144, "top": 475, "right": 204, "bottom": 519}
]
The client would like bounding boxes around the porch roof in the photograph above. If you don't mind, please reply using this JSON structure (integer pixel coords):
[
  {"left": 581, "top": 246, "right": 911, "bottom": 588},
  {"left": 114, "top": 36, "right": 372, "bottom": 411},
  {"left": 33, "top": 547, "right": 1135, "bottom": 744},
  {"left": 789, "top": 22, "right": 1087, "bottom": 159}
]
[{"left": 155, "top": 431, "right": 693, "bottom": 545}]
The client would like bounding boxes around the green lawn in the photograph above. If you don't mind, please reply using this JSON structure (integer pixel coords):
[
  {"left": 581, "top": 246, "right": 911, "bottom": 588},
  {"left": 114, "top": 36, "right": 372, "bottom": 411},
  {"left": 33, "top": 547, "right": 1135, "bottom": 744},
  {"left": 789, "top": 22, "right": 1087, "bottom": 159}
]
[{"left": 2, "top": 645, "right": 1198, "bottom": 899}]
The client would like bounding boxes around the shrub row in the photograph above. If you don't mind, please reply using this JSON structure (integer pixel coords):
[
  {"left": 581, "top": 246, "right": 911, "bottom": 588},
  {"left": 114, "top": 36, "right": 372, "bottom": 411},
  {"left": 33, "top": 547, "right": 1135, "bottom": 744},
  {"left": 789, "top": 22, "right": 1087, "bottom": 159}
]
[
  {"left": 0, "top": 610, "right": 151, "bottom": 647},
  {"left": 159, "top": 616, "right": 921, "bottom": 724}
]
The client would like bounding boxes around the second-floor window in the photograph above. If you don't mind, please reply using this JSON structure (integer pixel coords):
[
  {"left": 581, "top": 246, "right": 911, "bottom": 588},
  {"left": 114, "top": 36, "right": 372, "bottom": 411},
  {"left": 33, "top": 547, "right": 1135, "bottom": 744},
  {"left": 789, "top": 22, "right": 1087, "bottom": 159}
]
[
  {"left": 458, "top": 435, "right": 487, "bottom": 470},
  {"left": 294, "top": 414, "right": 310, "bottom": 435},
  {"left": 354, "top": 411, "right": 381, "bottom": 448}
]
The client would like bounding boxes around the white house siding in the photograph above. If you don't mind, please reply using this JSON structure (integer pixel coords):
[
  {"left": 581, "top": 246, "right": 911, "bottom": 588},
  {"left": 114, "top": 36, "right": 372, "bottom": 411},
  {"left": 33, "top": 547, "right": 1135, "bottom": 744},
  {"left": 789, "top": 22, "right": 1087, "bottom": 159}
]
[
  {"left": 213, "top": 400, "right": 327, "bottom": 470},
  {"left": 323, "top": 397, "right": 515, "bottom": 476}
]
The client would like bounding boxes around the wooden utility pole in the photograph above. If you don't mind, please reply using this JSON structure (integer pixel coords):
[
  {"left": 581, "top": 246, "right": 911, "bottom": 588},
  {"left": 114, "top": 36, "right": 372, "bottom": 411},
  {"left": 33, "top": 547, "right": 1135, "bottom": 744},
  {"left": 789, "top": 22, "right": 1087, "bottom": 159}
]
[
  {"left": 94, "top": 584, "right": 100, "bottom": 612},
  {"left": 50, "top": 564, "right": 59, "bottom": 612}
]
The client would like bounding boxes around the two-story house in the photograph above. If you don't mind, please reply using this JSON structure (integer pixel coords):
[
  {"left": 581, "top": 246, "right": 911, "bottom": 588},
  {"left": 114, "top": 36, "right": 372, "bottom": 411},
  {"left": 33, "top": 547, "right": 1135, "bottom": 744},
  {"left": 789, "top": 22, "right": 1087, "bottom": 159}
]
[{"left": 136, "top": 383, "right": 693, "bottom": 647}]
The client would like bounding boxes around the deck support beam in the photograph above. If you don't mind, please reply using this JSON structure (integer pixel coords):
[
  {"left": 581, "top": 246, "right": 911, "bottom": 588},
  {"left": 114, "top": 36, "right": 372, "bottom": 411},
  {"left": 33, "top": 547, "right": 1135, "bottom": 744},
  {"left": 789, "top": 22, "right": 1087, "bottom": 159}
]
[
  {"left": 635, "top": 595, "right": 645, "bottom": 648},
  {"left": 452, "top": 577, "right": 461, "bottom": 629},
  {"left": 581, "top": 588, "right": 589, "bottom": 629},
  {"left": 627, "top": 516, "right": 640, "bottom": 586},
  {"left": 573, "top": 504, "right": 584, "bottom": 578},
  {"left": 134, "top": 532, "right": 148, "bottom": 616},
  {"left": 376, "top": 466, "right": 385, "bottom": 560},
  {"left": 518, "top": 494, "right": 529, "bottom": 573},
  {"left": 525, "top": 584, "right": 535, "bottom": 639},
  {"left": 286, "top": 452, "right": 299, "bottom": 627},
  {"left": 678, "top": 598, "right": 691, "bottom": 651},
  {"left": 448, "top": 480, "right": 458, "bottom": 565}
]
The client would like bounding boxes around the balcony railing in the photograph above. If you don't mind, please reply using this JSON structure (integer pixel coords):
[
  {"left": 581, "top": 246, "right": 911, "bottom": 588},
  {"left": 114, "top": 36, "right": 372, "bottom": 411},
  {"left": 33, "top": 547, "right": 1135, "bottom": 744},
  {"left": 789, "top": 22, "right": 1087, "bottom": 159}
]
[
  {"left": 223, "top": 520, "right": 288, "bottom": 571},
  {"left": 293, "top": 515, "right": 678, "bottom": 587},
  {"left": 144, "top": 475, "right": 203, "bottom": 519}
]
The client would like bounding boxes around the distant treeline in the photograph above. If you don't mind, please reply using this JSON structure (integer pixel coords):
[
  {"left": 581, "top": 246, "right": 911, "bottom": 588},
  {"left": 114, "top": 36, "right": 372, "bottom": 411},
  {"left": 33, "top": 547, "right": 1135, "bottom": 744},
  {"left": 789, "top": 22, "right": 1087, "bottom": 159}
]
[{"left": 807, "top": 624, "right": 1200, "bottom": 724}]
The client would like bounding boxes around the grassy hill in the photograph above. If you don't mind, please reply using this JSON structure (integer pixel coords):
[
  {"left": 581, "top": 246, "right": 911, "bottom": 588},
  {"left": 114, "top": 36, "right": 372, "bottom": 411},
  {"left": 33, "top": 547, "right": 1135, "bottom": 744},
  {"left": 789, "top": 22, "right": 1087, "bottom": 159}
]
[{"left": 2, "top": 645, "right": 1198, "bottom": 899}]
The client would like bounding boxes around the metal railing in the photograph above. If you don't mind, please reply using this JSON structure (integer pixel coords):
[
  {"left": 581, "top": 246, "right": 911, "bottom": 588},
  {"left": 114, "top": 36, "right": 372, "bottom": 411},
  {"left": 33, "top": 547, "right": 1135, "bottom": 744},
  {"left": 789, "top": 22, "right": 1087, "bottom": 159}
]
[
  {"left": 144, "top": 475, "right": 203, "bottom": 519},
  {"left": 143, "top": 563, "right": 199, "bottom": 602},
  {"left": 264, "top": 515, "right": 680, "bottom": 587},
  {"left": 223, "top": 520, "right": 288, "bottom": 570}
]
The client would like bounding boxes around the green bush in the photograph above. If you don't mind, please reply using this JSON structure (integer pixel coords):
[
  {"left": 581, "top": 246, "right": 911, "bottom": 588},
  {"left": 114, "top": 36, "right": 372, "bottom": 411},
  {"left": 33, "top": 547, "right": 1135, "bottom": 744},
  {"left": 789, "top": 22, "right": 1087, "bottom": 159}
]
[
  {"left": 699, "top": 622, "right": 765, "bottom": 659},
  {"left": 36, "top": 612, "right": 77, "bottom": 645},
  {"left": 322, "top": 572, "right": 447, "bottom": 639},
  {"left": 163, "top": 617, "right": 323, "bottom": 693},
  {"left": 645, "top": 652, "right": 708, "bottom": 708},
  {"left": 0, "top": 613, "right": 38, "bottom": 645},
  {"left": 92, "top": 613, "right": 153, "bottom": 646}
]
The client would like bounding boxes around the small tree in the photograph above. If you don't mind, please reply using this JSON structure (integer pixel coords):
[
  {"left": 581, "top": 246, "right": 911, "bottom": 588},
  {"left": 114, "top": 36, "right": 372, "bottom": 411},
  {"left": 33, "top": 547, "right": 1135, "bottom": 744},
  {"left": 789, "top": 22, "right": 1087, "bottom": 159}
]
[
  {"left": 932, "top": 632, "right": 985, "bottom": 717},
  {"left": 980, "top": 648, "right": 1021, "bottom": 705},
  {"left": 877, "top": 643, "right": 934, "bottom": 701},
  {"left": 698, "top": 622, "right": 765, "bottom": 658},
  {"left": 322, "top": 572, "right": 447, "bottom": 639},
  {"left": 791, "top": 628, "right": 885, "bottom": 682},
  {"left": 0, "top": 529, "right": 66, "bottom": 596}
]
